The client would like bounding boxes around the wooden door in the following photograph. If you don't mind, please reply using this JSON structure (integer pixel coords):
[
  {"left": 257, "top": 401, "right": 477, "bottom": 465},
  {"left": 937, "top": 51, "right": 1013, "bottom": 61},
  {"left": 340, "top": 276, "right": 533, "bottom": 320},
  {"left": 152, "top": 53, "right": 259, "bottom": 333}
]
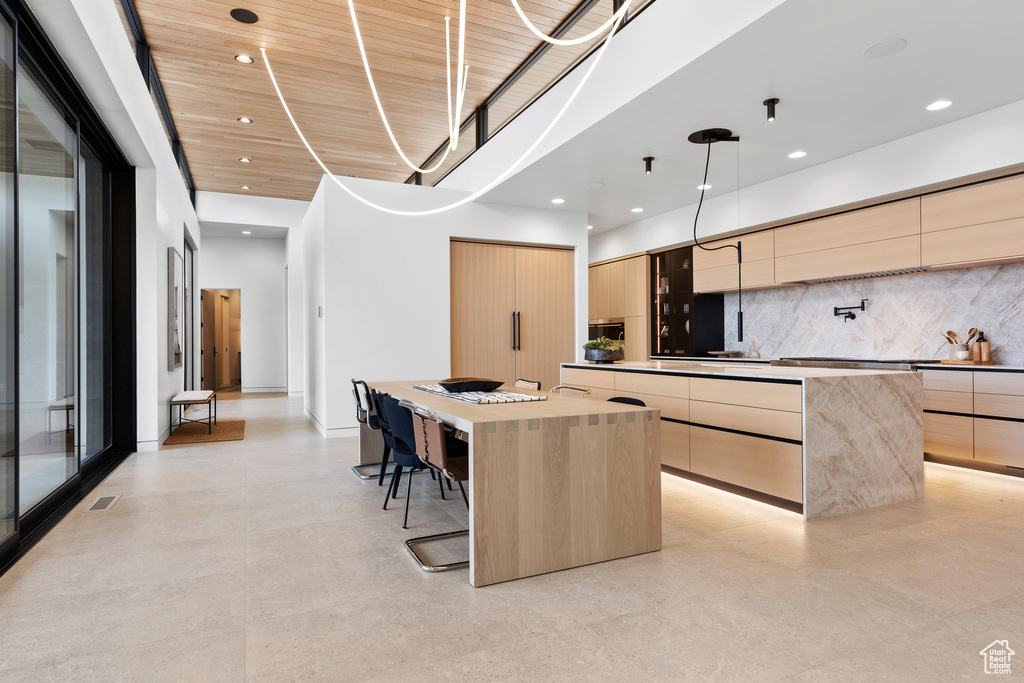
[
  {"left": 513, "top": 246, "right": 574, "bottom": 391},
  {"left": 219, "top": 295, "right": 231, "bottom": 389},
  {"left": 450, "top": 241, "right": 517, "bottom": 383},
  {"left": 200, "top": 290, "right": 215, "bottom": 390}
]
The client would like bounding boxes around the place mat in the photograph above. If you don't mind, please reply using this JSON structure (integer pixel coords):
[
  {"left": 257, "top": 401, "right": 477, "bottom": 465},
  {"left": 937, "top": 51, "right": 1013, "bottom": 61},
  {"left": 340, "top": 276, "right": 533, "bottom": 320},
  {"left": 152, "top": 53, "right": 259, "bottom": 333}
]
[{"left": 412, "top": 385, "right": 548, "bottom": 404}]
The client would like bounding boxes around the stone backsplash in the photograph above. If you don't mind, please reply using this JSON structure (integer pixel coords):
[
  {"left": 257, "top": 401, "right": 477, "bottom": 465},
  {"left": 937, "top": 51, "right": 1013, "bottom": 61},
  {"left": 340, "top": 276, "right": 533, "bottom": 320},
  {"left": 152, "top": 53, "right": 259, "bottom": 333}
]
[{"left": 722, "top": 262, "right": 1024, "bottom": 364}]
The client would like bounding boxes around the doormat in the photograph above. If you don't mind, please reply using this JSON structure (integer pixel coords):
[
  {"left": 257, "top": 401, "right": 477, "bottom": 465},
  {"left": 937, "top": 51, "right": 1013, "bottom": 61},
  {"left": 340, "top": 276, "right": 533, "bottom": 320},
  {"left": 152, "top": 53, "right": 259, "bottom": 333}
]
[{"left": 164, "top": 420, "right": 245, "bottom": 445}]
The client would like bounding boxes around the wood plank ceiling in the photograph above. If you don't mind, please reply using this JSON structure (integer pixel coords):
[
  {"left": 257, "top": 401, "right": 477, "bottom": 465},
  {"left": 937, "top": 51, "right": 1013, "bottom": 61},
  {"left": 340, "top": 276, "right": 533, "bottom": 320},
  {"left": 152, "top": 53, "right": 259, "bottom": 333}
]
[{"left": 132, "top": 0, "right": 599, "bottom": 200}]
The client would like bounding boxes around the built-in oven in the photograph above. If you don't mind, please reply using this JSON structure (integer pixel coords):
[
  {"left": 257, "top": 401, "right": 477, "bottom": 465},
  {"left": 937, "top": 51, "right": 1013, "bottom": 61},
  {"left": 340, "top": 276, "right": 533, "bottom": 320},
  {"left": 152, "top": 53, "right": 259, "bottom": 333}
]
[{"left": 588, "top": 318, "right": 625, "bottom": 342}]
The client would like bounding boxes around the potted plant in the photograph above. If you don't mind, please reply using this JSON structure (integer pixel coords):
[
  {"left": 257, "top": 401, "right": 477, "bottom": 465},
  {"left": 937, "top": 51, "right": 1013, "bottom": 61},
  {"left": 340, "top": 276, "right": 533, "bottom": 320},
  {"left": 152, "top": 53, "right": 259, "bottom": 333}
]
[{"left": 584, "top": 336, "right": 624, "bottom": 364}]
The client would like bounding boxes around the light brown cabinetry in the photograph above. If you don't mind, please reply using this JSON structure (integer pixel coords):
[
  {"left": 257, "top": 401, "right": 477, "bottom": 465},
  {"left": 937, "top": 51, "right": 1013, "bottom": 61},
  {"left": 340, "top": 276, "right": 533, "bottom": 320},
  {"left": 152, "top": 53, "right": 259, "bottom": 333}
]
[
  {"left": 921, "top": 175, "right": 1024, "bottom": 267},
  {"left": 588, "top": 259, "right": 624, "bottom": 320},
  {"left": 693, "top": 231, "right": 775, "bottom": 293},
  {"left": 922, "top": 368, "right": 1024, "bottom": 470},
  {"left": 589, "top": 255, "right": 648, "bottom": 360},
  {"left": 690, "top": 427, "right": 803, "bottom": 503},
  {"left": 774, "top": 199, "right": 921, "bottom": 283},
  {"left": 451, "top": 241, "right": 574, "bottom": 392}
]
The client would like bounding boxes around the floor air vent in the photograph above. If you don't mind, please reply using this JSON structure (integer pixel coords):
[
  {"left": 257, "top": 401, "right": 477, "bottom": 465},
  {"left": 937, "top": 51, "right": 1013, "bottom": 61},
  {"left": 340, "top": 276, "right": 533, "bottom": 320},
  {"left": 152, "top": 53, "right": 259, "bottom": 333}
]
[{"left": 87, "top": 495, "right": 120, "bottom": 511}]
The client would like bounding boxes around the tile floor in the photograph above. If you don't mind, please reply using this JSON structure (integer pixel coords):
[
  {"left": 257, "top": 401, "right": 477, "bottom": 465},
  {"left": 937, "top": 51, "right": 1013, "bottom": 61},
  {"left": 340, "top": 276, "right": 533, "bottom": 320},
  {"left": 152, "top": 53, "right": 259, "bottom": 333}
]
[{"left": 1, "top": 394, "right": 1022, "bottom": 681}]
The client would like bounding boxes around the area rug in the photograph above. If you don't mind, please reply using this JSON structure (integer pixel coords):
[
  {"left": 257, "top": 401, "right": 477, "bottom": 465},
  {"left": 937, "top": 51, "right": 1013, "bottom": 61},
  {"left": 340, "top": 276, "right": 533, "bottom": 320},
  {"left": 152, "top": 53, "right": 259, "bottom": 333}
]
[{"left": 164, "top": 420, "right": 245, "bottom": 445}]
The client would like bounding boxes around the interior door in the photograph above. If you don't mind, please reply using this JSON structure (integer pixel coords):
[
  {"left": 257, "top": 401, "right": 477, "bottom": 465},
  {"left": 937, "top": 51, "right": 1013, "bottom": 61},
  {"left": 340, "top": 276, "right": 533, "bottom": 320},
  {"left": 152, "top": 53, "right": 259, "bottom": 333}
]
[
  {"left": 450, "top": 241, "right": 516, "bottom": 383},
  {"left": 219, "top": 295, "right": 230, "bottom": 388},
  {"left": 201, "top": 290, "right": 215, "bottom": 390},
  {"left": 514, "top": 246, "right": 575, "bottom": 391}
]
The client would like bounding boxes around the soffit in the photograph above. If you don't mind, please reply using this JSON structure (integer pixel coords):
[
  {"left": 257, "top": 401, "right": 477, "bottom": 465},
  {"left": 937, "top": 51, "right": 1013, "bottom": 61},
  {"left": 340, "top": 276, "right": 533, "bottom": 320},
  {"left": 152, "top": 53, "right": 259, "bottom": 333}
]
[{"left": 133, "top": 0, "right": 591, "bottom": 200}]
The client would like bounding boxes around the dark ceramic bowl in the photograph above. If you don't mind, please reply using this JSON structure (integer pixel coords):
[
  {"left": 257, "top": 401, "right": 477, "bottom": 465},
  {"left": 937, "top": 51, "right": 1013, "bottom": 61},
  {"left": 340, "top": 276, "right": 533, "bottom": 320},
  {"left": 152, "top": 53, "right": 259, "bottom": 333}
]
[{"left": 439, "top": 377, "right": 503, "bottom": 393}]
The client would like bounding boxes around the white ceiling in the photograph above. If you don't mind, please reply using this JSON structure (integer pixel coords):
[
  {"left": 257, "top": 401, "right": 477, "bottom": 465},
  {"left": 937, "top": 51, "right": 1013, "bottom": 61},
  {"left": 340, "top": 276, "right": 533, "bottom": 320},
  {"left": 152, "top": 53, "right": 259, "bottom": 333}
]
[
  {"left": 480, "top": 0, "right": 1024, "bottom": 233},
  {"left": 200, "top": 221, "right": 288, "bottom": 239}
]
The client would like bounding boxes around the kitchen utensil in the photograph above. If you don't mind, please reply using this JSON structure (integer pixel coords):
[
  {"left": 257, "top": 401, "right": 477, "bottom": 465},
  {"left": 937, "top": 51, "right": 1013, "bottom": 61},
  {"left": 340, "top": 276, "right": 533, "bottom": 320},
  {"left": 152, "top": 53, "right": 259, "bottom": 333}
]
[
  {"left": 947, "top": 330, "right": 959, "bottom": 344},
  {"left": 940, "top": 331, "right": 954, "bottom": 344},
  {"left": 965, "top": 328, "right": 978, "bottom": 344},
  {"left": 439, "top": 378, "right": 504, "bottom": 393}
]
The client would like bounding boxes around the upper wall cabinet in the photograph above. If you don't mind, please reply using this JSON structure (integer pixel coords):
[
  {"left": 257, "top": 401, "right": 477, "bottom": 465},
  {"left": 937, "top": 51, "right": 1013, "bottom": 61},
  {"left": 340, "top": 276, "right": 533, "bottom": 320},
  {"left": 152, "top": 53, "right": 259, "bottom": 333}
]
[
  {"left": 623, "top": 255, "right": 647, "bottom": 317},
  {"left": 693, "top": 231, "right": 774, "bottom": 293},
  {"left": 921, "top": 174, "right": 1024, "bottom": 267},
  {"left": 774, "top": 198, "right": 921, "bottom": 283},
  {"left": 588, "top": 259, "right": 624, "bottom": 320}
]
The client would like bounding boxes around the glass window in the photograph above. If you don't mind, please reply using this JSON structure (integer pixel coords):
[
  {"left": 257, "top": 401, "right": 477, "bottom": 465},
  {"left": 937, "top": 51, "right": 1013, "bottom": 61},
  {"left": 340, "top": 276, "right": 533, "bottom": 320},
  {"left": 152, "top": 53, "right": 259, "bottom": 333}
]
[
  {"left": 79, "top": 144, "right": 110, "bottom": 462},
  {"left": 18, "top": 61, "right": 79, "bottom": 513},
  {"left": 0, "top": 13, "right": 15, "bottom": 543}
]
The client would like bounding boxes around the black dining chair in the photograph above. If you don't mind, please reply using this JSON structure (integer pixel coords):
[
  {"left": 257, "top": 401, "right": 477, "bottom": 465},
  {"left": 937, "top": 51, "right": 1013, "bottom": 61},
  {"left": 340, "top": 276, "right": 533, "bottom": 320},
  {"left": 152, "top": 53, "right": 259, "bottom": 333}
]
[
  {"left": 377, "top": 393, "right": 428, "bottom": 529},
  {"left": 607, "top": 396, "right": 646, "bottom": 407},
  {"left": 351, "top": 379, "right": 393, "bottom": 484}
]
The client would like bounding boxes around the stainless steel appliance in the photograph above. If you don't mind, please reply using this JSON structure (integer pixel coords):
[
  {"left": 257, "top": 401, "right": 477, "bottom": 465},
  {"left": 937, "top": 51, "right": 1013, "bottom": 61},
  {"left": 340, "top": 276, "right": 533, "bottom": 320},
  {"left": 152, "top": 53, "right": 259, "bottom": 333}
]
[{"left": 588, "top": 318, "right": 624, "bottom": 342}]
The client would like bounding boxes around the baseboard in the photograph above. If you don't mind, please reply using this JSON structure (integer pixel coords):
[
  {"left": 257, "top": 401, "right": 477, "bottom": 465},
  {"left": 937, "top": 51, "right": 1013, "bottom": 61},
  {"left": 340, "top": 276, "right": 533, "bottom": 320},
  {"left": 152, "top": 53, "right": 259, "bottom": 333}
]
[
  {"left": 303, "top": 409, "right": 357, "bottom": 439},
  {"left": 288, "top": 390, "right": 304, "bottom": 397},
  {"left": 137, "top": 439, "right": 159, "bottom": 452},
  {"left": 242, "top": 386, "right": 286, "bottom": 393}
]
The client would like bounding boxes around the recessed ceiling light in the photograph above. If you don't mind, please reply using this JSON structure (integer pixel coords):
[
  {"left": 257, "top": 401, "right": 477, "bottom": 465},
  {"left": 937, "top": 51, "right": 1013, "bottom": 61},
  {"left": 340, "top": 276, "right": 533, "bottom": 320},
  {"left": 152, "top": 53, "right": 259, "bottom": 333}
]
[
  {"left": 239, "top": 157, "right": 251, "bottom": 163},
  {"left": 242, "top": 231, "right": 252, "bottom": 235},
  {"left": 230, "top": 8, "right": 259, "bottom": 24},
  {"left": 237, "top": 117, "right": 253, "bottom": 124},
  {"left": 587, "top": 225, "right": 593, "bottom": 230},
  {"left": 240, "top": 185, "right": 251, "bottom": 190},
  {"left": 631, "top": 207, "right": 643, "bottom": 213},
  {"left": 862, "top": 38, "right": 907, "bottom": 59},
  {"left": 697, "top": 184, "right": 711, "bottom": 190},
  {"left": 926, "top": 100, "right": 952, "bottom": 111},
  {"left": 584, "top": 182, "right": 604, "bottom": 190},
  {"left": 234, "top": 55, "right": 254, "bottom": 64},
  {"left": 788, "top": 151, "right": 807, "bottom": 159},
  {"left": 551, "top": 198, "right": 565, "bottom": 204}
]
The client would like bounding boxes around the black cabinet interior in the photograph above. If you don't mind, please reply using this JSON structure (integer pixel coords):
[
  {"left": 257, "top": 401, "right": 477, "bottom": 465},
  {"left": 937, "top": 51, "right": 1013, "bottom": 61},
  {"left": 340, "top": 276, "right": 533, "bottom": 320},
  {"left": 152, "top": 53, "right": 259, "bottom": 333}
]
[{"left": 650, "top": 247, "right": 723, "bottom": 357}]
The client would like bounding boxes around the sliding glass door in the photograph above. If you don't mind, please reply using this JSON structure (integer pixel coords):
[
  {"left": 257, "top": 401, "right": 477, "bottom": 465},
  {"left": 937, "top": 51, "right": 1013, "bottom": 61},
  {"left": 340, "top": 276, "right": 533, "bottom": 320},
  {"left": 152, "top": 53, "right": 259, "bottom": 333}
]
[
  {"left": 17, "top": 60, "right": 79, "bottom": 514},
  {"left": 0, "top": 10, "right": 15, "bottom": 548}
]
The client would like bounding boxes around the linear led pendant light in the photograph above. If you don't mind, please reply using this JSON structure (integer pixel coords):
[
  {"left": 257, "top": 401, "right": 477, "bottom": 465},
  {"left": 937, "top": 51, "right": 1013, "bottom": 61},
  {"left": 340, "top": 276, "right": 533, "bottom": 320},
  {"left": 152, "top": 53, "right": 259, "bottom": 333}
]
[
  {"left": 261, "top": 0, "right": 633, "bottom": 216},
  {"left": 688, "top": 128, "right": 744, "bottom": 342}
]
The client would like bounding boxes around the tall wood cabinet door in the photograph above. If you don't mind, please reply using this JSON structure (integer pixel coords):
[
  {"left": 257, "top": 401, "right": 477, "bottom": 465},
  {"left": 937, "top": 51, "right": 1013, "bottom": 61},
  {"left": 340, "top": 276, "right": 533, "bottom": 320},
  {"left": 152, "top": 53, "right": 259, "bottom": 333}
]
[
  {"left": 623, "top": 256, "right": 647, "bottom": 317},
  {"left": 514, "top": 247, "right": 575, "bottom": 391},
  {"left": 450, "top": 242, "right": 517, "bottom": 383}
]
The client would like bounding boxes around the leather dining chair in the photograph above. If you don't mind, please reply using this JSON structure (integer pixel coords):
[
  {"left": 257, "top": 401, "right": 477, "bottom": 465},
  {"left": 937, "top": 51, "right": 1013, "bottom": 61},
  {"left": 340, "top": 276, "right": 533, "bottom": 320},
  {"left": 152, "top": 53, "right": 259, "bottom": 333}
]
[
  {"left": 404, "top": 403, "right": 470, "bottom": 572},
  {"left": 513, "top": 378, "right": 541, "bottom": 391},
  {"left": 607, "top": 396, "right": 646, "bottom": 407}
]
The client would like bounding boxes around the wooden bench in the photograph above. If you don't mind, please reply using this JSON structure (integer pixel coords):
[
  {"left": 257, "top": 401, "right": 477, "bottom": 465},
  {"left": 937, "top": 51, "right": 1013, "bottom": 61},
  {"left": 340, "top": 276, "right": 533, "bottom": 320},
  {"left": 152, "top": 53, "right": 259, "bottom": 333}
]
[{"left": 169, "top": 390, "right": 217, "bottom": 434}]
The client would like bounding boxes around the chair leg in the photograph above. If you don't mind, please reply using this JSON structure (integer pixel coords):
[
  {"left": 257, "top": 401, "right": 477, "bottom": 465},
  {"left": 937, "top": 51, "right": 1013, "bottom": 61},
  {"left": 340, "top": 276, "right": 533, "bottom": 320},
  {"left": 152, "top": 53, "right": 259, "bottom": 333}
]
[
  {"left": 446, "top": 479, "right": 453, "bottom": 492},
  {"left": 402, "top": 466, "right": 414, "bottom": 529},
  {"left": 392, "top": 465, "right": 403, "bottom": 499},
  {"left": 458, "top": 480, "right": 469, "bottom": 508},
  {"left": 438, "top": 472, "right": 446, "bottom": 500},
  {"left": 383, "top": 465, "right": 401, "bottom": 510},
  {"left": 377, "top": 445, "right": 392, "bottom": 486}
]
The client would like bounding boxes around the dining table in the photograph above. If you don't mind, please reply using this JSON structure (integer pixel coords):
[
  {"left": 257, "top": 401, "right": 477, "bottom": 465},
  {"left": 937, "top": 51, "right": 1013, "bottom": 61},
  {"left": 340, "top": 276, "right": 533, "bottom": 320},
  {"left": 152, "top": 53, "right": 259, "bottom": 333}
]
[{"left": 370, "top": 381, "right": 663, "bottom": 587}]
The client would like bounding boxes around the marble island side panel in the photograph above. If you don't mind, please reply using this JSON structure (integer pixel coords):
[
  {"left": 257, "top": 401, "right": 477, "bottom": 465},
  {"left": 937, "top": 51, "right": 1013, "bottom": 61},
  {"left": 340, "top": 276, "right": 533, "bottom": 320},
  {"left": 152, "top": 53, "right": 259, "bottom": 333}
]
[{"left": 803, "top": 372, "right": 923, "bottom": 519}]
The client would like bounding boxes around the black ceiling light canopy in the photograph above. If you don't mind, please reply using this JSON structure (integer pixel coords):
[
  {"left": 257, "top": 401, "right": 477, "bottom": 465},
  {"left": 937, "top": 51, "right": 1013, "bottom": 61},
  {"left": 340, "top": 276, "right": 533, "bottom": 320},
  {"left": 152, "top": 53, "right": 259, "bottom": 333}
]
[
  {"left": 763, "top": 98, "right": 780, "bottom": 122},
  {"left": 643, "top": 156, "right": 654, "bottom": 174},
  {"left": 688, "top": 127, "right": 744, "bottom": 342},
  {"left": 230, "top": 8, "right": 259, "bottom": 24}
]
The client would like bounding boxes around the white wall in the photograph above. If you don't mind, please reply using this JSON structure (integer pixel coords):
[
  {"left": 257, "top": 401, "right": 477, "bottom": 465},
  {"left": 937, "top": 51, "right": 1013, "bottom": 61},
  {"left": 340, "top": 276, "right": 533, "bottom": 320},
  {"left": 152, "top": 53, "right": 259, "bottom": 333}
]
[
  {"left": 28, "top": 0, "right": 202, "bottom": 450},
  {"left": 304, "top": 176, "right": 588, "bottom": 437},
  {"left": 195, "top": 191, "right": 310, "bottom": 395},
  {"left": 590, "top": 98, "right": 1024, "bottom": 263},
  {"left": 199, "top": 238, "right": 287, "bottom": 392},
  {"left": 302, "top": 185, "right": 327, "bottom": 431}
]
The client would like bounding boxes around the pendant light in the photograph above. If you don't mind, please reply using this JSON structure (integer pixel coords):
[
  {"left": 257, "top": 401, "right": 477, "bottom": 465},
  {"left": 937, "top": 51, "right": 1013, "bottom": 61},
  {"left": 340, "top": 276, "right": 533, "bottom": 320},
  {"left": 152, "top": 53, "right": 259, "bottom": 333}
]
[
  {"left": 763, "top": 98, "right": 779, "bottom": 122},
  {"left": 687, "top": 128, "right": 744, "bottom": 342},
  {"left": 643, "top": 156, "right": 654, "bottom": 174}
]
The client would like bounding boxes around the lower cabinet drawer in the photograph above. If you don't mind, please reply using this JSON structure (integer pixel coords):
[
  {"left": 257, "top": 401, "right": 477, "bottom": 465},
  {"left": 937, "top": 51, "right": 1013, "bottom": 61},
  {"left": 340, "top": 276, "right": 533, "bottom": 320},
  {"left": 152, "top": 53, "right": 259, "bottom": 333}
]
[
  {"left": 690, "top": 400, "right": 802, "bottom": 441},
  {"left": 975, "top": 418, "right": 1024, "bottom": 468},
  {"left": 561, "top": 367, "right": 614, "bottom": 390},
  {"left": 922, "top": 390, "right": 973, "bottom": 414},
  {"left": 661, "top": 420, "right": 689, "bottom": 471},
  {"left": 923, "top": 413, "right": 973, "bottom": 459},
  {"left": 616, "top": 392, "right": 688, "bottom": 421},
  {"left": 689, "top": 427, "right": 803, "bottom": 503},
  {"left": 974, "top": 393, "right": 1024, "bottom": 420},
  {"left": 690, "top": 378, "right": 802, "bottom": 412}
]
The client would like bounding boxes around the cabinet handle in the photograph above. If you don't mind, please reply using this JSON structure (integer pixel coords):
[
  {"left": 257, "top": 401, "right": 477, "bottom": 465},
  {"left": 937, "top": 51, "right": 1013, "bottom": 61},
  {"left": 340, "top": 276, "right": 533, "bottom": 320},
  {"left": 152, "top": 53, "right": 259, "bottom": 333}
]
[
  {"left": 512, "top": 312, "right": 516, "bottom": 351},
  {"left": 516, "top": 311, "right": 521, "bottom": 350}
]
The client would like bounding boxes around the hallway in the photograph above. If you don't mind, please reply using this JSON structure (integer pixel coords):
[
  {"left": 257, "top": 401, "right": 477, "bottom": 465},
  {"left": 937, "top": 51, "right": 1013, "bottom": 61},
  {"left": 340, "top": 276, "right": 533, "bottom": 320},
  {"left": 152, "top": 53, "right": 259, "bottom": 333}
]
[{"left": 0, "top": 395, "right": 1022, "bottom": 681}]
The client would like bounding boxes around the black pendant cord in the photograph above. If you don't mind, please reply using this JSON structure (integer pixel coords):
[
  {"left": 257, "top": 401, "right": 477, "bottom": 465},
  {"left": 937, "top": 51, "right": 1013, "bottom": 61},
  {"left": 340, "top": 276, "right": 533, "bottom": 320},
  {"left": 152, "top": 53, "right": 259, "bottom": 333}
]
[{"left": 691, "top": 141, "right": 743, "bottom": 342}]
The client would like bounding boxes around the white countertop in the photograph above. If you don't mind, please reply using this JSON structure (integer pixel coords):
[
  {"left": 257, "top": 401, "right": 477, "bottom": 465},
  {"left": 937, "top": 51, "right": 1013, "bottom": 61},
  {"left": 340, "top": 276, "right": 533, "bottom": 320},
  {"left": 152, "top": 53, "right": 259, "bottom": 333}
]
[{"left": 564, "top": 360, "right": 919, "bottom": 381}]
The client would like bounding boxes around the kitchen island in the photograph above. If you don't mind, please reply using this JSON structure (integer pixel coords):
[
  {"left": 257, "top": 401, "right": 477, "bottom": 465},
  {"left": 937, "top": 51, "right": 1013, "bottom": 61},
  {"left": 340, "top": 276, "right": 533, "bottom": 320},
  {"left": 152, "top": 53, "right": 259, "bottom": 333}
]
[
  {"left": 372, "top": 381, "right": 661, "bottom": 587},
  {"left": 561, "top": 361, "right": 923, "bottom": 519}
]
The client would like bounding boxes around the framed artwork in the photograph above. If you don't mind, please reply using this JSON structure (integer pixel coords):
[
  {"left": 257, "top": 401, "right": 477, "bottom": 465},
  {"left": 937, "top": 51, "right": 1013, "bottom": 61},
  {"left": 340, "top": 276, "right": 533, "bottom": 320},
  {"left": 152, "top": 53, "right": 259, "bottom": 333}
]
[{"left": 168, "top": 247, "right": 184, "bottom": 370}]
